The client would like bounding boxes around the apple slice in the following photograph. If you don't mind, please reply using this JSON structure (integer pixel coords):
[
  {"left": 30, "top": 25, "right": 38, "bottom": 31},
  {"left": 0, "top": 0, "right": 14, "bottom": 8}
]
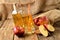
[
  {"left": 44, "top": 24, "right": 55, "bottom": 32},
  {"left": 39, "top": 25, "right": 48, "bottom": 37}
]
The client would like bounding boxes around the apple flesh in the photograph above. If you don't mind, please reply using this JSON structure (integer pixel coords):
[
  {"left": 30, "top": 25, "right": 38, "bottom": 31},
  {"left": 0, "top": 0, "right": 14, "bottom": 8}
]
[
  {"left": 13, "top": 26, "right": 25, "bottom": 36},
  {"left": 44, "top": 24, "right": 55, "bottom": 32},
  {"left": 39, "top": 25, "right": 48, "bottom": 37}
]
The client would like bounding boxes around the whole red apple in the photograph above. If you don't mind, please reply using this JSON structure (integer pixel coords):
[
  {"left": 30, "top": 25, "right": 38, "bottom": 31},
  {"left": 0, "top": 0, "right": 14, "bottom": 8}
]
[
  {"left": 13, "top": 26, "right": 25, "bottom": 36},
  {"left": 37, "top": 16, "right": 49, "bottom": 25},
  {"left": 33, "top": 16, "right": 49, "bottom": 26}
]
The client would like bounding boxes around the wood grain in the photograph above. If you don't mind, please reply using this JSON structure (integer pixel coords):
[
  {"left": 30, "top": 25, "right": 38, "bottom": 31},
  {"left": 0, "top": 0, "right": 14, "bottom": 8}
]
[{"left": 0, "top": 19, "right": 14, "bottom": 40}]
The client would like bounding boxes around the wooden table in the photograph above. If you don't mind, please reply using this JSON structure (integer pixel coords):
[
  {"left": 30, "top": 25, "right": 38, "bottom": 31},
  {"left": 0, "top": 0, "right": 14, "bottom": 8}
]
[{"left": 0, "top": 13, "right": 60, "bottom": 40}]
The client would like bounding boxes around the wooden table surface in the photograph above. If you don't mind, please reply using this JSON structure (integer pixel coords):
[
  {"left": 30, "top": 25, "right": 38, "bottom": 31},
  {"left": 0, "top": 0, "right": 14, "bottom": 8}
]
[{"left": 0, "top": 13, "right": 60, "bottom": 40}]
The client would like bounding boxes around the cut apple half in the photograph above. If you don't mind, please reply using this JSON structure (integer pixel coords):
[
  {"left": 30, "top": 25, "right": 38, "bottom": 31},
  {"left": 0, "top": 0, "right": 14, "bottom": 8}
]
[
  {"left": 44, "top": 24, "right": 55, "bottom": 32},
  {"left": 39, "top": 25, "right": 48, "bottom": 37}
]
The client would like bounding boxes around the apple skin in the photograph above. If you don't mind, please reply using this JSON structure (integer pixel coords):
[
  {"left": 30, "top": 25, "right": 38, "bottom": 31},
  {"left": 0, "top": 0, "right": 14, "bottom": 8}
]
[
  {"left": 33, "top": 16, "right": 49, "bottom": 26},
  {"left": 33, "top": 17, "right": 41, "bottom": 26},
  {"left": 13, "top": 27, "right": 19, "bottom": 34},
  {"left": 13, "top": 26, "right": 25, "bottom": 36},
  {"left": 44, "top": 24, "right": 48, "bottom": 29},
  {"left": 33, "top": 18, "right": 38, "bottom": 24},
  {"left": 38, "top": 16, "right": 49, "bottom": 25},
  {"left": 42, "top": 16, "right": 49, "bottom": 24},
  {"left": 37, "top": 18, "right": 43, "bottom": 25}
]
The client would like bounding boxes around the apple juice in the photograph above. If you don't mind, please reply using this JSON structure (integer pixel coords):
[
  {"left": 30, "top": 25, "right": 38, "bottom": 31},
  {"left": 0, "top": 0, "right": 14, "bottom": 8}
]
[
  {"left": 12, "top": 13, "right": 24, "bottom": 27},
  {"left": 23, "top": 15, "right": 35, "bottom": 34},
  {"left": 23, "top": 4, "right": 35, "bottom": 34}
]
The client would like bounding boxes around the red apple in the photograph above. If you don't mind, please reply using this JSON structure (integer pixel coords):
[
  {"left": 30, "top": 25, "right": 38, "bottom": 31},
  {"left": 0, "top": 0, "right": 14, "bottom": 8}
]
[
  {"left": 38, "top": 16, "right": 49, "bottom": 24},
  {"left": 33, "top": 18, "right": 38, "bottom": 24},
  {"left": 13, "top": 26, "right": 24, "bottom": 36},
  {"left": 41, "top": 16, "right": 49, "bottom": 24},
  {"left": 19, "top": 27, "right": 25, "bottom": 34},
  {"left": 33, "top": 16, "right": 49, "bottom": 26},
  {"left": 37, "top": 18, "right": 43, "bottom": 25},
  {"left": 33, "top": 17, "right": 42, "bottom": 26},
  {"left": 13, "top": 27, "right": 19, "bottom": 34},
  {"left": 36, "top": 23, "right": 40, "bottom": 26}
]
